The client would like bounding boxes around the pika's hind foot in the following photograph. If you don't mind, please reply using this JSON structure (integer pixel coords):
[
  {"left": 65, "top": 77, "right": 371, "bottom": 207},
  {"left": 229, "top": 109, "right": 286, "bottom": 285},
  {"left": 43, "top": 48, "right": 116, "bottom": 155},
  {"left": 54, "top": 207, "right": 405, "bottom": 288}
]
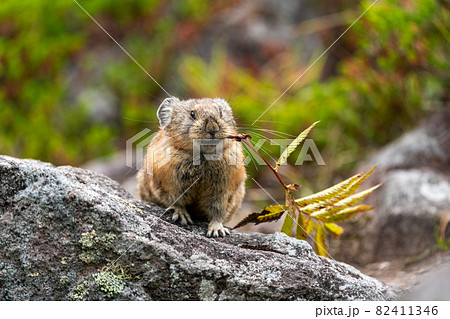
[
  {"left": 172, "top": 208, "right": 193, "bottom": 225},
  {"left": 206, "top": 220, "right": 230, "bottom": 237}
]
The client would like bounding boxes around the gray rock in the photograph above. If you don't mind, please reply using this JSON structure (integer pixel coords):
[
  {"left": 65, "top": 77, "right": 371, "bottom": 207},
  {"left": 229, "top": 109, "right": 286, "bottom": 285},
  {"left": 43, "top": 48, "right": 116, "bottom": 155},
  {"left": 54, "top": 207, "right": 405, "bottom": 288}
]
[
  {"left": 371, "top": 169, "right": 450, "bottom": 261},
  {"left": 362, "top": 110, "right": 449, "bottom": 175},
  {"left": 0, "top": 155, "right": 395, "bottom": 300}
]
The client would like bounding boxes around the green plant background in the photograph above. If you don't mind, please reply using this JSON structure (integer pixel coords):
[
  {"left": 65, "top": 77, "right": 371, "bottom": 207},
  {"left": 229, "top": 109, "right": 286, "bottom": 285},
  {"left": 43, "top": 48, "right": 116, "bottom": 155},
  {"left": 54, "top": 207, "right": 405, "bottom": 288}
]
[{"left": 0, "top": 0, "right": 448, "bottom": 191}]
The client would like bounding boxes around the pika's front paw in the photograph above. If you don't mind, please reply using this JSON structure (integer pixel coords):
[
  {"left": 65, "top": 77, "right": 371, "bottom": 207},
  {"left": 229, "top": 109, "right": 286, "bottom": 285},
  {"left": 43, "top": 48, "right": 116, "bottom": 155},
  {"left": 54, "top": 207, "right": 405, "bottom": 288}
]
[
  {"left": 206, "top": 220, "right": 230, "bottom": 237},
  {"left": 172, "top": 208, "right": 193, "bottom": 225}
]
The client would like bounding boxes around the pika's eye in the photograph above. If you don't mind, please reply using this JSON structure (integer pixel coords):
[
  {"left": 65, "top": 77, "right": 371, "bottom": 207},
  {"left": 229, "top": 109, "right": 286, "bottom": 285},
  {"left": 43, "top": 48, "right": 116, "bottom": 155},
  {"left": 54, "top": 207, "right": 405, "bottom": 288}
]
[{"left": 190, "top": 111, "right": 196, "bottom": 119}]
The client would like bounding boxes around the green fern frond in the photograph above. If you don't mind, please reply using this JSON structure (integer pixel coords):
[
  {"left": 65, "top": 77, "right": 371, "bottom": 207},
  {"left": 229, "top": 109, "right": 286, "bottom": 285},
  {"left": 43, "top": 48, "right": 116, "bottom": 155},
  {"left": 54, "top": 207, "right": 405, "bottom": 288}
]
[{"left": 274, "top": 121, "right": 319, "bottom": 172}]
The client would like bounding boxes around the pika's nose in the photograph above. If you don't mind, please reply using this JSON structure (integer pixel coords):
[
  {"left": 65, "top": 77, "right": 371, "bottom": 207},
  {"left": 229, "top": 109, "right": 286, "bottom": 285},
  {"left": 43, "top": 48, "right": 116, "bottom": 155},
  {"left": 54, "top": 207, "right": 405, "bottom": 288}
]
[{"left": 205, "top": 117, "right": 219, "bottom": 137}]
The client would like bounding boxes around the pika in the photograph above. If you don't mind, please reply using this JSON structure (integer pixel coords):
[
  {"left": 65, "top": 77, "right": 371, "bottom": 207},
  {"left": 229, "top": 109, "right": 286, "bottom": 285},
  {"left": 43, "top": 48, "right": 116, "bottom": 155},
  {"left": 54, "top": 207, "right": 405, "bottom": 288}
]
[{"left": 137, "top": 97, "right": 246, "bottom": 237}]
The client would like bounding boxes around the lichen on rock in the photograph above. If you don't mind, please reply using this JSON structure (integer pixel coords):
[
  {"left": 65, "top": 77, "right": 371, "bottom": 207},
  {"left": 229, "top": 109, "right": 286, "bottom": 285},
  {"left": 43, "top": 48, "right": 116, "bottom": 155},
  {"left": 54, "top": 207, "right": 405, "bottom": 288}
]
[
  {"left": 92, "top": 271, "right": 125, "bottom": 298},
  {"left": 78, "top": 230, "right": 117, "bottom": 264}
]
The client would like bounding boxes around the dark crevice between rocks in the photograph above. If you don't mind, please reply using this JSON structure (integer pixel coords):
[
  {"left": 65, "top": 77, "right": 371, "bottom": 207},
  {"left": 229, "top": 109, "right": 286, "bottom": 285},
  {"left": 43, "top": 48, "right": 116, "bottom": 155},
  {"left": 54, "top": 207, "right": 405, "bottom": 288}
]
[{"left": 238, "top": 244, "right": 284, "bottom": 255}]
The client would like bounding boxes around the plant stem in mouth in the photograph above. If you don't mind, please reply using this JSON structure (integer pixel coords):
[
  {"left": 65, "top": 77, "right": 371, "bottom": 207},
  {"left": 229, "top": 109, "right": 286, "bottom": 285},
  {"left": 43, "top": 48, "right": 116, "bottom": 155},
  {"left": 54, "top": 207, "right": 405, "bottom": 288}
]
[
  {"left": 232, "top": 134, "right": 290, "bottom": 190},
  {"left": 226, "top": 134, "right": 252, "bottom": 142}
]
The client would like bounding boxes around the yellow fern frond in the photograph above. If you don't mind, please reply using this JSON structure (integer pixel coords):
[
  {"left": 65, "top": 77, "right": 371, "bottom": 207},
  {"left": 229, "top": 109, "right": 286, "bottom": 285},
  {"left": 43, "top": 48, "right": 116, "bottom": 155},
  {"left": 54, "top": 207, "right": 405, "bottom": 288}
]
[
  {"left": 323, "top": 222, "right": 344, "bottom": 237},
  {"left": 314, "top": 223, "right": 327, "bottom": 257},
  {"left": 323, "top": 205, "right": 373, "bottom": 223},
  {"left": 257, "top": 205, "right": 287, "bottom": 222},
  {"left": 295, "top": 172, "right": 363, "bottom": 208},
  {"left": 296, "top": 166, "right": 378, "bottom": 211},
  {"left": 233, "top": 205, "right": 286, "bottom": 229},
  {"left": 310, "top": 184, "right": 381, "bottom": 220}
]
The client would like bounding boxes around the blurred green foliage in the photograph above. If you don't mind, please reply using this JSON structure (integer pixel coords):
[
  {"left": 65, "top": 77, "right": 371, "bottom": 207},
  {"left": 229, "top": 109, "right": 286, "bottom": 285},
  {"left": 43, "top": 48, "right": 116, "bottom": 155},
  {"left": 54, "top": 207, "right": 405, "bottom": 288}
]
[
  {"left": 0, "top": 0, "right": 448, "bottom": 191},
  {"left": 0, "top": 0, "right": 216, "bottom": 164}
]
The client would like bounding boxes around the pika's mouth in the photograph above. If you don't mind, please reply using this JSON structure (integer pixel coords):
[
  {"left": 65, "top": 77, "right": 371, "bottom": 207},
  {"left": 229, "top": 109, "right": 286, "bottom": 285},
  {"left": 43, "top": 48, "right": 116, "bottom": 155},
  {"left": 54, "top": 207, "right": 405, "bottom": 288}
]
[
  {"left": 206, "top": 133, "right": 227, "bottom": 139},
  {"left": 226, "top": 134, "right": 252, "bottom": 141}
]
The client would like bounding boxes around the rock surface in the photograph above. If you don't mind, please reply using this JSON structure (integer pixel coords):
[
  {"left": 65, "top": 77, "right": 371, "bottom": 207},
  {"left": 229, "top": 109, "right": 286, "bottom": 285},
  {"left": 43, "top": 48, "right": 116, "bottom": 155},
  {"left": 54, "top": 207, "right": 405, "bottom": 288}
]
[{"left": 0, "top": 155, "right": 395, "bottom": 300}]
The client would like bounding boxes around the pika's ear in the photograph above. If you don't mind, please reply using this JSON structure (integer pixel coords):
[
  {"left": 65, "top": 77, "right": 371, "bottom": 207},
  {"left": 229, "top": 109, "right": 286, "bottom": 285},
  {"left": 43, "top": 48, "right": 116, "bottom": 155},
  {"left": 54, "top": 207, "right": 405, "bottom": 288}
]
[
  {"left": 157, "top": 97, "right": 179, "bottom": 129},
  {"left": 214, "top": 98, "right": 233, "bottom": 114}
]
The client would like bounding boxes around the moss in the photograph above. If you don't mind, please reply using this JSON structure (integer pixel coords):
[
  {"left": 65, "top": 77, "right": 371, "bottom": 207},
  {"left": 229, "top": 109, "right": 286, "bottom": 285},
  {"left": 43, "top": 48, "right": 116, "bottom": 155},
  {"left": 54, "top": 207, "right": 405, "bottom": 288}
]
[
  {"left": 78, "top": 230, "right": 117, "bottom": 264},
  {"left": 92, "top": 271, "right": 125, "bottom": 298}
]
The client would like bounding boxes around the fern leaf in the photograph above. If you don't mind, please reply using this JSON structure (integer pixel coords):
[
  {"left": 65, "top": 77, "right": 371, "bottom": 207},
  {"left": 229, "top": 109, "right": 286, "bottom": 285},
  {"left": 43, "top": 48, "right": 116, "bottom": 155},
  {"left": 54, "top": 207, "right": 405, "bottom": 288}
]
[
  {"left": 295, "top": 173, "right": 363, "bottom": 208},
  {"left": 306, "top": 218, "right": 315, "bottom": 234},
  {"left": 274, "top": 121, "right": 319, "bottom": 171},
  {"left": 256, "top": 205, "right": 287, "bottom": 222},
  {"left": 295, "top": 210, "right": 307, "bottom": 240},
  {"left": 233, "top": 205, "right": 286, "bottom": 229},
  {"left": 344, "top": 165, "right": 377, "bottom": 197},
  {"left": 281, "top": 205, "right": 295, "bottom": 236},
  {"left": 232, "top": 212, "right": 261, "bottom": 229},
  {"left": 323, "top": 205, "right": 373, "bottom": 223},
  {"left": 295, "top": 166, "right": 377, "bottom": 210},
  {"left": 309, "top": 184, "right": 381, "bottom": 220},
  {"left": 323, "top": 222, "right": 344, "bottom": 237},
  {"left": 314, "top": 223, "right": 327, "bottom": 257}
]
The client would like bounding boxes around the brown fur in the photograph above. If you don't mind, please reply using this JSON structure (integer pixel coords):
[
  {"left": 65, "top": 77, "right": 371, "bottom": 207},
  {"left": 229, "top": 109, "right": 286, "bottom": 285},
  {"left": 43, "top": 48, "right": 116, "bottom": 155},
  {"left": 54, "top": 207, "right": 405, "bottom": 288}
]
[{"left": 137, "top": 98, "right": 246, "bottom": 236}]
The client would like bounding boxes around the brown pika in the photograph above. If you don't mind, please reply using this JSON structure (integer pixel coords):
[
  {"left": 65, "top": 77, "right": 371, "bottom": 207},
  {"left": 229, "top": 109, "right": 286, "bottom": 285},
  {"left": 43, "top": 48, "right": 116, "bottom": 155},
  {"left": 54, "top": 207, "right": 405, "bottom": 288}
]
[{"left": 137, "top": 97, "right": 246, "bottom": 237}]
